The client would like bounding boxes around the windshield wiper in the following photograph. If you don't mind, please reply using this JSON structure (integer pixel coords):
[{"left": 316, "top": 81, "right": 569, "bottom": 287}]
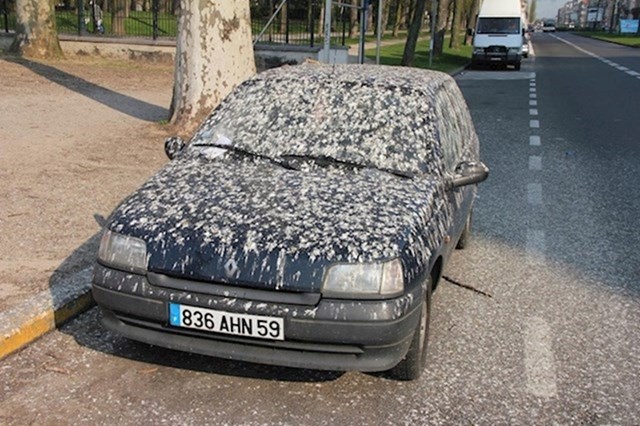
[
  {"left": 192, "top": 143, "right": 297, "bottom": 170},
  {"left": 280, "top": 154, "right": 414, "bottom": 179}
]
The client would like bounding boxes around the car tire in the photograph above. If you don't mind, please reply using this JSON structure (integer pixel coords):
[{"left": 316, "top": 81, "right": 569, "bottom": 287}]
[
  {"left": 388, "top": 275, "right": 432, "bottom": 381},
  {"left": 514, "top": 62, "right": 521, "bottom": 71},
  {"left": 456, "top": 209, "right": 472, "bottom": 249}
]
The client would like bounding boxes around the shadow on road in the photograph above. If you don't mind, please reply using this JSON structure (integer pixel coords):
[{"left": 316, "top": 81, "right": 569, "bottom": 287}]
[
  {"left": 63, "top": 307, "right": 345, "bottom": 383},
  {"left": 3, "top": 56, "right": 168, "bottom": 122}
]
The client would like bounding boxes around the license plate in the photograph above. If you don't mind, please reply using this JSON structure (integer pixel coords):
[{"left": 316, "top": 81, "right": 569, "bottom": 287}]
[
  {"left": 169, "top": 303, "right": 284, "bottom": 341},
  {"left": 490, "top": 57, "right": 502, "bottom": 61}
]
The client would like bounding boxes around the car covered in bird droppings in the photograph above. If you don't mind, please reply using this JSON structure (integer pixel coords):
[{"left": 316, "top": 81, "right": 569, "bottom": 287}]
[{"left": 92, "top": 64, "right": 488, "bottom": 380}]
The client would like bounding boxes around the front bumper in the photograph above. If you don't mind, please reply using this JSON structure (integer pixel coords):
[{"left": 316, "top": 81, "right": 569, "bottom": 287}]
[
  {"left": 92, "top": 264, "right": 424, "bottom": 372},
  {"left": 472, "top": 50, "right": 522, "bottom": 65}
]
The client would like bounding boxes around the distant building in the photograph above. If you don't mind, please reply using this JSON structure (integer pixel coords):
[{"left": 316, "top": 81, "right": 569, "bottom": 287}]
[{"left": 556, "top": 0, "right": 639, "bottom": 29}]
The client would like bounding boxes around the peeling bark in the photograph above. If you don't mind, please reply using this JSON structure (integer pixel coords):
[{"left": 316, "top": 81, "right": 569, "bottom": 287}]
[
  {"left": 170, "top": 0, "right": 256, "bottom": 131},
  {"left": 10, "top": 0, "right": 63, "bottom": 58}
]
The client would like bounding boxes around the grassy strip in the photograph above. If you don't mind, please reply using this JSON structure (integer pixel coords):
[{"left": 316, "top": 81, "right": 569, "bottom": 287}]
[
  {"left": 365, "top": 37, "right": 472, "bottom": 73},
  {"left": 575, "top": 31, "right": 640, "bottom": 48}
]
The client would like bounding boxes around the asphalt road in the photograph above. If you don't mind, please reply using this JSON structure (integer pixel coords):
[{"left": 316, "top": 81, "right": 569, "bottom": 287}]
[{"left": 1, "top": 33, "right": 639, "bottom": 424}]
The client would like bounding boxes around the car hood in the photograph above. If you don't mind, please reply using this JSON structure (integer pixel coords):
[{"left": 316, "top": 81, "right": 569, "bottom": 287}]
[{"left": 108, "top": 154, "right": 441, "bottom": 292}]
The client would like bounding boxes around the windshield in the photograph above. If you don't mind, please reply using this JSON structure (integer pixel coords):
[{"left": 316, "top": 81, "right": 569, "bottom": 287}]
[
  {"left": 477, "top": 17, "right": 520, "bottom": 35},
  {"left": 190, "top": 76, "right": 439, "bottom": 176}
]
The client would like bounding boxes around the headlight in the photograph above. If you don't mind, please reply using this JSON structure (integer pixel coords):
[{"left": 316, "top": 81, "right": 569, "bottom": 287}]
[
  {"left": 509, "top": 47, "right": 521, "bottom": 53},
  {"left": 98, "top": 230, "right": 148, "bottom": 274},
  {"left": 322, "top": 259, "right": 403, "bottom": 298},
  {"left": 473, "top": 47, "right": 485, "bottom": 54}
]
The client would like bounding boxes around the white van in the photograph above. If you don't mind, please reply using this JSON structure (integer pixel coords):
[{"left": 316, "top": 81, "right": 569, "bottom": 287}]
[{"left": 471, "top": 0, "right": 524, "bottom": 70}]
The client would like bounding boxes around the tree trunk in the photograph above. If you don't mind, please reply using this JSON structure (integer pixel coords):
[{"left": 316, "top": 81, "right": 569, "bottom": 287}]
[
  {"left": 432, "top": 0, "right": 450, "bottom": 57},
  {"left": 112, "top": 0, "right": 126, "bottom": 35},
  {"left": 449, "top": 0, "right": 463, "bottom": 49},
  {"left": 380, "top": 0, "right": 390, "bottom": 36},
  {"left": 169, "top": 0, "right": 256, "bottom": 130},
  {"left": 529, "top": 0, "right": 537, "bottom": 23},
  {"left": 392, "top": 0, "right": 403, "bottom": 36},
  {"left": 400, "top": 0, "right": 427, "bottom": 66},
  {"left": 10, "top": 0, "right": 63, "bottom": 58},
  {"left": 349, "top": 0, "right": 358, "bottom": 38},
  {"left": 278, "top": 1, "right": 287, "bottom": 33},
  {"left": 464, "top": 0, "right": 479, "bottom": 45}
]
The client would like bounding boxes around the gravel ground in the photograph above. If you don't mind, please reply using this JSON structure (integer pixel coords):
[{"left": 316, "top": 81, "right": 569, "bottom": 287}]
[{"left": 0, "top": 55, "right": 173, "bottom": 312}]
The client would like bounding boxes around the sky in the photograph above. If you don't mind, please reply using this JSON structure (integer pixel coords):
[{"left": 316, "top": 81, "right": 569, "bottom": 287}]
[{"left": 536, "top": 0, "right": 564, "bottom": 20}]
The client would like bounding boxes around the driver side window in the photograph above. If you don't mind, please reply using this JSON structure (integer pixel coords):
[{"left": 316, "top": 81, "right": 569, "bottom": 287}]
[{"left": 434, "top": 85, "right": 464, "bottom": 172}]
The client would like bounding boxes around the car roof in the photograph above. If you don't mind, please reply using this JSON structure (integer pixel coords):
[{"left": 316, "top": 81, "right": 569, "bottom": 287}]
[{"left": 254, "top": 63, "right": 453, "bottom": 99}]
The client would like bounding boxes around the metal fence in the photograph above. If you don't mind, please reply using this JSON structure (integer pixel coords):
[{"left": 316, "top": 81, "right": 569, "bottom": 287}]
[
  {"left": 1, "top": 0, "right": 347, "bottom": 45},
  {"left": 251, "top": 0, "right": 349, "bottom": 47}
]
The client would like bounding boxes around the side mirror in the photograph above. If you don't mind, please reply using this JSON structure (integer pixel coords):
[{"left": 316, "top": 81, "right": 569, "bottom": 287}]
[
  {"left": 450, "top": 161, "right": 489, "bottom": 189},
  {"left": 164, "top": 136, "right": 185, "bottom": 160},
  {"left": 466, "top": 28, "right": 474, "bottom": 36}
]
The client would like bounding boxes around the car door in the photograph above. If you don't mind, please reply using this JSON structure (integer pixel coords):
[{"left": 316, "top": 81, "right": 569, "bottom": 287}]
[{"left": 434, "top": 82, "right": 476, "bottom": 253}]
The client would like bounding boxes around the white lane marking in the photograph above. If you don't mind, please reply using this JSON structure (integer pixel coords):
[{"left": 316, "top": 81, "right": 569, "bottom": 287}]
[
  {"left": 550, "top": 34, "right": 640, "bottom": 80},
  {"left": 529, "top": 156, "right": 542, "bottom": 170},
  {"left": 530, "top": 135, "right": 541, "bottom": 146},
  {"left": 530, "top": 100, "right": 538, "bottom": 106},
  {"left": 530, "top": 120, "right": 540, "bottom": 128},
  {"left": 527, "top": 183, "right": 543, "bottom": 205},
  {"left": 529, "top": 87, "right": 536, "bottom": 92},
  {"left": 530, "top": 109, "right": 539, "bottom": 116},
  {"left": 524, "top": 316, "right": 558, "bottom": 398},
  {"left": 457, "top": 71, "right": 536, "bottom": 81},
  {"left": 627, "top": 70, "right": 640, "bottom": 76},
  {"left": 526, "top": 229, "right": 546, "bottom": 256},
  {"left": 530, "top": 81, "right": 536, "bottom": 86},
  {"left": 530, "top": 93, "right": 537, "bottom": 99}
]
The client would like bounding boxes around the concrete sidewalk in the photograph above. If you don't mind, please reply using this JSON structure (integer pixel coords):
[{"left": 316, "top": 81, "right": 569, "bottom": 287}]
[{"left": 0, "top": 55, "right": 172, "bottom": 360}]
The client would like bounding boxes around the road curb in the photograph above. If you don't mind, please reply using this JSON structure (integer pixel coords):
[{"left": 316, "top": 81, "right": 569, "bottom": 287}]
[{"left": 0, "top": 267, "right": 95, "bottom": 360}]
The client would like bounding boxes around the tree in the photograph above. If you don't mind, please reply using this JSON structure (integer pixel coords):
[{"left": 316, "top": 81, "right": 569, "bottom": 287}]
[
  {"left": 448, "top": 0, "right": 463, "bottom": 49},
  {"left": 400, "top": 0, "right": 427, "bottom": 66},
  {"left": 112, "top": 0, "right": 127, "bottom": 35},
  {"left": 10, "top": 0, "right": 63, "bottom": 58},
  {"left": 529, "top": 0, "right": 537, "bottom": 23},
  {"left": 169, "top": 0, "right": 256, "bottom": 130},
  {"left": 432, "top": 0, "right": 450, "bottom": 57},
  {"left": 349, "top": 0, "right": 359, "bottom": 38},
  {"left": 463, "top": 0, "right": 479, "bottom": 45}
]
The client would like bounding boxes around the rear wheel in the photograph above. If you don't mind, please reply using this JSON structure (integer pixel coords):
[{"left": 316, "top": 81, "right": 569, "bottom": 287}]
[
  {"left": 514, "top": 62, "right": 521, "bottom": 71},
  {"left": 388, "top": 276, "right": 433, "bottom": 381}
]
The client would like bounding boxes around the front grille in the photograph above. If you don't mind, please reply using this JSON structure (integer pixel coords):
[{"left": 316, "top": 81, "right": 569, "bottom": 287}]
[
  {"left": 147, "top": 272, "right": 321, "bottom": 306},
  {"left": 487, "top": 45, "right": 507, "bottom": 53}
]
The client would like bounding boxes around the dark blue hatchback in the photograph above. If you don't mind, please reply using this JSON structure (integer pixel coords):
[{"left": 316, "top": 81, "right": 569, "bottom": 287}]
[{"left": 92, "top": 64, "right": 488, "bottom": 380}]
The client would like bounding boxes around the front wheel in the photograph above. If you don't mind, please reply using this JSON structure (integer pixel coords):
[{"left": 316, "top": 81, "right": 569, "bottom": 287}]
[
  {"left": 388, "top": 276, "right": 433, "bottom": 381},
  {"left": 456, "top": 209, "right": 472, "bottom": 249}
]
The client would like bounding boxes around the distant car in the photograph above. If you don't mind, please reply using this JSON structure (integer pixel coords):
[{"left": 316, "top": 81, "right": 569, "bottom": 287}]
[
  {"left": 92, "top": 64, "right": 489, "bottom": 381},
  {"left": 522, "top": 42, "right": 530, "bottom": 58},
  {"left": 542, "top": 22, "right": 556, "bottom": 32}
]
